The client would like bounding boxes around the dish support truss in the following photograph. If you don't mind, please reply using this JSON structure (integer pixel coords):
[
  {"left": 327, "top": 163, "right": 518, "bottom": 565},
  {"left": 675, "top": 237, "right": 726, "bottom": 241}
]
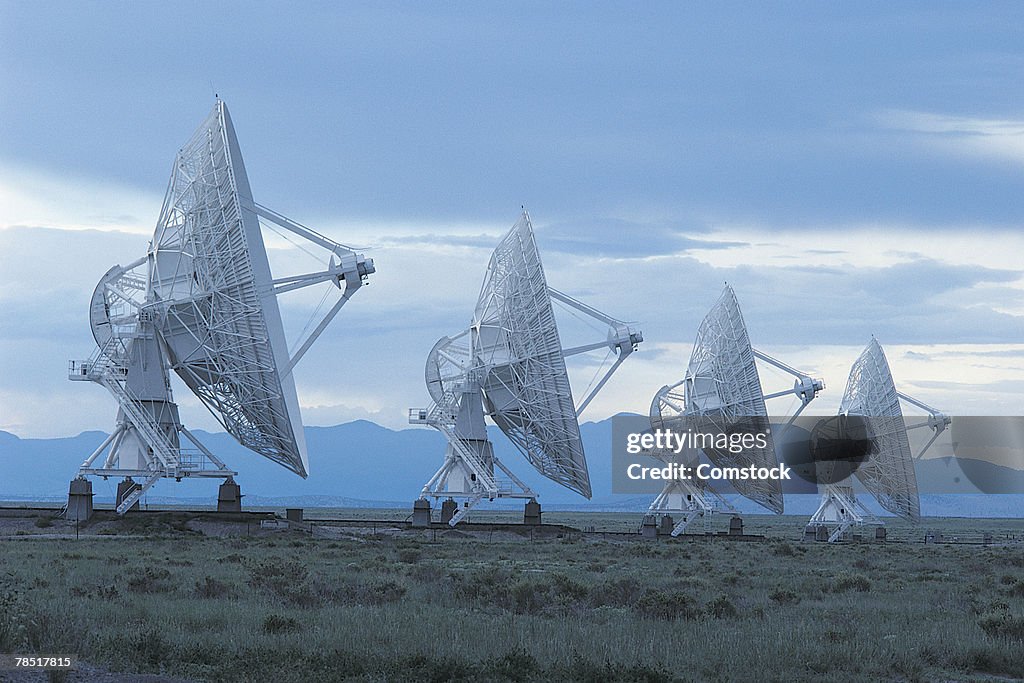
[
  {"left": 410, "top": 288, "right": 642, "bottom": 526},
  {"left": 809, "top": 392, "right": 949, "bottom": 542},
  {"left": 69, "top": 207, "right": 373, "bottom": 514},
  {"left": 646, "top": 349, "right": 823, "bottom": 536}
]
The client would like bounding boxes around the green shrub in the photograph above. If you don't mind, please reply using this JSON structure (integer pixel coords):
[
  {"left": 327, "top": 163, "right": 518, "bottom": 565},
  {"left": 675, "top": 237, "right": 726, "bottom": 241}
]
[
  {"left": 831, "top": 572, "right": 871, "bottom": 593},
  {"left": 592, "top": 576, "right": 643, "bottom": 608},
  {"left": 126, "top": 567, "right": 174, "bottom": 594},
  {"left": 721, "top": 571, "right": 741, "bottom": 586},
  {"left": 129, "top": 627, "right": 168, "bottom": 669},
  {"left": 362, "top": 580, "right": 407, "bottom": 605},
  {"left": 397, "top": 548, "right": 422, "bottom": 564},
  {"left": 979, "top": 612, "right": 1024, "bottom": 640},
  {"left": 194, "top": 576, "right": 234, "bottom": 599},
  {"left": 706, "top": 594, "right": 738, "bottom": 618},
  {"left": 263, "top": 614, "right": 302, "bottom": 634},
  {"left": 247, "top": 559, "right": 312, "bottom": 604},
  {"left": 954, "top": 645, "right": 1024, "bottom": 677},
  {"left": 552, "top": 653, "right": 675, "bottom": 683},
  {"left": 0, "top": 591, "right": 29, "bottom": 651},
  {"left": 550, "top": 574, "right": 589, "bottom": 602},
  {"left": 769, "top": 588, "right": 801, "bottom": 605},
  {"left": 510, "top": 580, "right": 547, "bottom": 615},
  {"left": 485, "top": 646, "right": 540, "bottom": 681},
  {"left": 773, "top": 541, "right": 798, "bottom": 557},
  {"left": 634, "top": 589, "right": 701, "bottom": 620}
]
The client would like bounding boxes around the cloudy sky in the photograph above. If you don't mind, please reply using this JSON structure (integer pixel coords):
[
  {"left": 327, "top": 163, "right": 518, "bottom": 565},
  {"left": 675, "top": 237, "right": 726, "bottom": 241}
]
[{"left": 1, "top": 2, "right": 1022, "bottom": 438}]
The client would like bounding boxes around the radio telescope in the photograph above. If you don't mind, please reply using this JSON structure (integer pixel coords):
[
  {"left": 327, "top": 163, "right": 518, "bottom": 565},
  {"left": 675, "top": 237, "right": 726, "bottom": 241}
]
[
  {"left": 646, "top": 285, "right": 824, "bottom": 536},
  {"left": 409, "top": 212, "right": 643, "bottom": 526},
  {"left": 66, "top": 101, "right": 374, "bottom": 517},
  {"left": 807, "top": 338, "right": 949, "bottom": 542}
]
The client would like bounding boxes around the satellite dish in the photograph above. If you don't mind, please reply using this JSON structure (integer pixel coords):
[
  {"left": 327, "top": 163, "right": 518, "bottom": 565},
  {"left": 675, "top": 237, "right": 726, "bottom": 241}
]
[
  {"left": 68, "top": 102, "right": 375, "bottom": 515},
  {"left": 410, "top": 212, "right": 643, "bottom": 526},
  {"left": 645, "top": 382, "right": 726, "bottom": 535},
  {"left": 807, "top": 338, "right": 949, "bottom": 542},
  {"left": 645, "top": 285, "right": 824, "bottom": 536}
]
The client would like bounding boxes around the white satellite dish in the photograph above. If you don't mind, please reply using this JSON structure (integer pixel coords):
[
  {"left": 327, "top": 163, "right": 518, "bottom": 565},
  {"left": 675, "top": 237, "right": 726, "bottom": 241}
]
[
  {"left": 646, "top": 285, "right": 824, "bottom": 536},
  {"left": 807, "top": 338, "right": 949, "bottom": 542},
  {"left": 409, "top": 212, "right": 642, "bottom": 526},
  {"left": 67, "top": 101, "right": 374, "bottom": 516}
]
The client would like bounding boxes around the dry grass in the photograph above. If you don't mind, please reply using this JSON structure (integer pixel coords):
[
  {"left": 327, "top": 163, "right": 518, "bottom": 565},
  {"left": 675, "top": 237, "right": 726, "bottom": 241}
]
[{"left": 0, "top": 512, "right": 1021, "bottom": 681}]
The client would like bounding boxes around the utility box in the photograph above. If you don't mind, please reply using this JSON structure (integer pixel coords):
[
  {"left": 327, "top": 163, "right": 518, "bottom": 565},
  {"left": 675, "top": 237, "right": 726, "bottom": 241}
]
[
  {"left": 411, "top": 499, "right": 431, "bottom": 528},
  {"left": 658, "top": 515, "right": 675, "bottom": 536},
  {"left": 640, "top": 515, "right": 658, "bottom": 538},
  {"left": 875, "top": 527, "right": 887, "bottom": 542},
  {"left": 729, "top": 517, "right": 744, "bottom": 535},
  {"left": 286, "top": 508, "right": 304, "bottom": 523},
  {"left": 524, "top": 500, "right": 542, "bottom": 525},
  {"left": 217, "top": 478, "right": 242, "bottom": 512},
  {"left": 440, "top": 498, "right": 457, "bottom": 524},
  {"left": 67, "top": 476, "right": 94, "bottom": 522}
]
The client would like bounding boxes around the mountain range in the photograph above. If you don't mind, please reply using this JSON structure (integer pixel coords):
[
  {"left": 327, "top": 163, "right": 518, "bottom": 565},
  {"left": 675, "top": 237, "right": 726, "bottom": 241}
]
[{"left": 1, "top": 418, "right": 1022, "bottom": 517}]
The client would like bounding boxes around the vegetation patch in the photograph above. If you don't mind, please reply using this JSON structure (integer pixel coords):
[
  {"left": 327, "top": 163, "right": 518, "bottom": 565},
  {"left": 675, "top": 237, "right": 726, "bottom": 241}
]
[
  {"left": 634, "top": 589, "right": 702, "bottom": 621},
  {"left": 830, "top": 572, "right": 871, "bottom": 593},
  {"left": 125, "top": 567, "right": 174, "bottom": 594},
  {"left": 0, "top": 514, "right": 1021, "bottom": 682},
  {"left": 769, "top": 588, "right": 801, "bottom": 605},
  {"left": 978, "top": 611, "right": 1024, "bottom": 640},
  {"left": 263, "top": 614, "right": 303, "bottom": 634}
]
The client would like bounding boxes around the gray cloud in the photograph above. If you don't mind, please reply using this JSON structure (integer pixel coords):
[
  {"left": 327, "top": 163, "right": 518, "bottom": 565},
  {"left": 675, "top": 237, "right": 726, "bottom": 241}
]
[
  {"left": 556, "top": 252, "right": 1023, "bottom": 349},
  {"left": 5, "top": 3, "right": 1024, "bottom": 438},
  {"left": 870, "top": 259, "right": 1020, "bottom": 299},
  {"left": 535, "top": 217, "right": 747, "bottom": 258},
  {"left": 85, "top": 213, "right": 143, "bottom": 227},
  {"left": 907, "top": 379, "right": 1024, "bottom": 395},
  {"left": 373, "top": 233, "right": 501, "bottom": 250},
  {"left": 903, "top": 348, "right": 1024, "bottom": 363}
]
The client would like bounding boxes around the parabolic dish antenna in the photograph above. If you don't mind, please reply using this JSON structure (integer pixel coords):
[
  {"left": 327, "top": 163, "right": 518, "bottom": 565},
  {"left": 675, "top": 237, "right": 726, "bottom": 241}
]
[
  {"left": 645, "top": 285, "right": 824, "bottom": 536},
  {"left": 410, "top": 212, "right": 643, "bottom": 526},
  {"left": 807, "top": 338, "right": 949, "bottom": 542},
  {"left": 67, "top": 101, "right": 375, "bottom": 515}
]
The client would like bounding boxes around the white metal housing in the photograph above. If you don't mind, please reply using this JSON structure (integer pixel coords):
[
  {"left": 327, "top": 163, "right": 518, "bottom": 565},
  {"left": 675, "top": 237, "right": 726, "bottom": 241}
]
[
  {"left": 646, "top": 285, "right": 824, "bottom": 534},
  {"left": 809, "top": 338, "right": 950, "bottom": 541},
  {"left": 411, "top": 212, "right": 642, "bottom": 524},
  {"left": 69, "top": 101, "right": 374, "bottom": 512}
]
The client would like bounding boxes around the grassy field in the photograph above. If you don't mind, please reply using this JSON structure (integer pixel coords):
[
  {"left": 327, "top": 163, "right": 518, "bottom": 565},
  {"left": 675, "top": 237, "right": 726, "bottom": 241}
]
[{"left": 1, "top": 510, "right": 1023, "bottom": 682}]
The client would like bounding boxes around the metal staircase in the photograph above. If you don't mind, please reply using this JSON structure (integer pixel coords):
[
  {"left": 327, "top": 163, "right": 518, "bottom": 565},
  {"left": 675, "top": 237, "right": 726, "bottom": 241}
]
[
  {"left": 69, "top": 337, "right": 192, "bottom": 513},
  {"left": 412, "top": 390, "right": 538, "bottom": 525},
  {"left": 434, "top": 421, "right": 498, "bottom": 493}
]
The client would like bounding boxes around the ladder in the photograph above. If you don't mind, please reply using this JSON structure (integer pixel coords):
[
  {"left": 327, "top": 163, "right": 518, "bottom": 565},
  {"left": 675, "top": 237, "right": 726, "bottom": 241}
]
[{"left": 75, "top": 337, "right": 182, "bottom": 513}]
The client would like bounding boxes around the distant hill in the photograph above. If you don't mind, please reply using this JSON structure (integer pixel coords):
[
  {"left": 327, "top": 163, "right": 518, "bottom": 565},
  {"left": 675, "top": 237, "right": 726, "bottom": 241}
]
[
  {"left": 1, "top": 419, "right": 1022, "bottom": 517},
  {"left": 0, "top": 420, "right": 615, "bottom": 506}
]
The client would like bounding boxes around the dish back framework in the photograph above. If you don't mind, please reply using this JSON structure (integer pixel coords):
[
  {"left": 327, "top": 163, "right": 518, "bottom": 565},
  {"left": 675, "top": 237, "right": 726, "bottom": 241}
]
[
  {"left": 646, "top": 285, "right": 824, "bottom": 536},
  {"left": 68, "top": 101, "right": 374, "bottom": 516},
  {"left": 409, "top": 212, "right": 643, "bottom": 526},
  {"left": 808, "top": 338, "right": 949, "bottom": 542}
]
